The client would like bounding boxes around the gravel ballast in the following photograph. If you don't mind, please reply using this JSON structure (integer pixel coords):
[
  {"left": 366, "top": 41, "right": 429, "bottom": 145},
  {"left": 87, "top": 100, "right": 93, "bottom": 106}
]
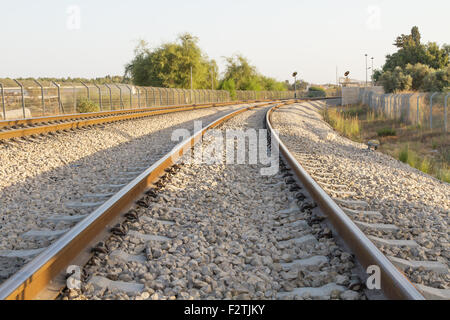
[
  {"left": 0, "top": 103, "right": 259, "bottom": 283},
  {"left": 65, "top": 105, "right": 365, "bottom": 300}
]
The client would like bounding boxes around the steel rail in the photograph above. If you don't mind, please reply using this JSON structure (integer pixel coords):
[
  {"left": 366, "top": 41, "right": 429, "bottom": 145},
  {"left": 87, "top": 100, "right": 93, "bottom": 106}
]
[
  {"left": 0, "top": 101, "right": 282, "bottom": 300},
  {"left": 0, "top": 101, "right": 251, "bottom": 129},
  {"left": 266, "top": 103, "right": 424, "bottom": 300},
  {"left": 0, "top": 100, "right": 283, "bottom": 141},
  {"left": 0, "top": 97, "right": 340, "bottom": 130}
]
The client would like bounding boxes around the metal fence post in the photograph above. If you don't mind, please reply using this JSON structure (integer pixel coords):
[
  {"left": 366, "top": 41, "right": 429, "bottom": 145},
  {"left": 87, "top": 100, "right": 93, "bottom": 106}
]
[
  {"left": 114, "top": 84, "right": 124, "bottom": 109},
  {"left": 416, "top": 94, "right": 421, "bottom": 126},
  {"left": 13, "top": 79, "right": 26, "bottom": 118},
  {"left": 0, "top": 83, "right": 5, "bottom": 120},
  {"left": 137, "top": 87, "right": 141, "bottom": 108},
  {"left": 80, "top": 82, "right": 90, "bottom": 100},
  {"left": 390, "top": 94, "right": 395, "bottom": 119},
  {"left": 176, "top": 89, "right": 181, "bottom": 105},
  {"left": 150, "top": 87, "right": 156, "bottom": 106},
  {"left": 33, "top": 79, "right": 45, "bottom": 116},
  {"left": 104, "top": 84, "right": 113, "bottom": 110},
  {"left": 429, "top": 92, "right": 438, "bottom": 130},
  {"left": 51, "top": 81, "right": 65, "bottom": 114},
  {"left": 92, "top": 82, "right": 102, "bottom": 110},
  {"left": 144, "top": 87, "right": 148, "bottom": 107},
  {"left": 125, "top": 85, "right": 132, "bottom": 109},
  {"left": 445, "top": 93, "right": 449, "bottom": 132}
]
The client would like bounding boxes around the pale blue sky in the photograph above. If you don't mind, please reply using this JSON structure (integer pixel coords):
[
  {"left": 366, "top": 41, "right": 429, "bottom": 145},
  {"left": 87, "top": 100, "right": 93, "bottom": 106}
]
[{"left": 1, "top": 0, "right": 448, "bottom": 84}]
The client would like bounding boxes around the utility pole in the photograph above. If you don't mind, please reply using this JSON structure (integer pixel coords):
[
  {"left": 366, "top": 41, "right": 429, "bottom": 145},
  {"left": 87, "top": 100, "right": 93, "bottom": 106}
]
[
  {"left": 371, "top": 57, "right": 374, "bottom": 86},
  {"left": 336, "top": 66, "right": 338, "bottom": 86},
  {"left": 292, "top": 72, "right": 298, "bottom": 99},
  {"left": 365, "top": 54, "right": 368, "bottom": 87}
]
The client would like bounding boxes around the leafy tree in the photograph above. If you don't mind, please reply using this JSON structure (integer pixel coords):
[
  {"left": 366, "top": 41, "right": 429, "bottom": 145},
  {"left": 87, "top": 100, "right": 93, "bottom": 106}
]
[
  {"left": 221, "top": 79, "right": 237, "bottom": 100},
  {"left": 378, "top": 67, "right": 412, "bottom": 92},
  {"left": 377, "top": 26, "right": 449, "bottom": 92},
  {"left": 125, "top": 33, "right": 218, "bottom": 89},
  {"left": 384, "top": 27, "right": 448, "bottom": 72},
  {"left": 286, "top": 80, "right": 308, "bottom": 91},
  {"left": 421, "top": 66, "right": 450, "bottom": 92},
  {"left": 219, "top": 54, "right": 287, "bottom": 94},
  {"left": 404, "top": 63, "right": 435, "bottom": 91},
  {"left": 220, "top": 54, "right": 260, "bottom": 90}
]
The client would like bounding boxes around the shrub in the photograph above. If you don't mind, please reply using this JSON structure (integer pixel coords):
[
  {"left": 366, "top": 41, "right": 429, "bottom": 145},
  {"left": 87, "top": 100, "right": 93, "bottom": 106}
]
[
  {"left": 307, "top": 86, "right": 326, "bottom": 98},
  {"left": 436, "top": 167, "right": 450, "bottom": 183},
  {"left": 398, "top": 144, "right": 419, "bottom": 168},
  {"left": 377, "top": 128, "right": 396, "bottom": 137},
  {"left": 220, "top": 79, "right": 237, "bottom": 100},
  {"left": 379, "top": 67, "right": 413, "bottom": 93},
  {"left": 398, "top": 145, "right": 410, "bottom": 163},
  {"left": 419, "top": 157, "right": 432, "bottom": 174},
  {"left": 321, "top": 108, "right": 359, "bottom": 139},
  {"left": 77, "top": 98, "right": 100, "bottom": 113}
]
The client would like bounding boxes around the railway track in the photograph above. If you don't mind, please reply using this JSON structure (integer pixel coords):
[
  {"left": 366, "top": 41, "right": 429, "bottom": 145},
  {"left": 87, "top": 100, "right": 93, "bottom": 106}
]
[
  {"left": 0, "top": 98, "right": 428, "bottom": 300},
  {"left": 269, "top": 101, "right": 449, "bottom": 300},
  {"left": 0, "top": 100, "right": 279, "bottom": 142},
  {"left": 0, "top": 101, "right": 277, "bottom": 287}
]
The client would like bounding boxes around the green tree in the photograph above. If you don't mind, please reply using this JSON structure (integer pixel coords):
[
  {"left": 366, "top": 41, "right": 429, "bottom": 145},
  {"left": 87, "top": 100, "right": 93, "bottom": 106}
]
[
  {"left": 125, "top": 33, "right": 218, "bottom": 89},
  {"left": 384, "top": 27, "right": 448, "bottom": 72},
  {"left": 220, "top": 54, "right": 260, "bottom": 90},
  {"left": 404, "top": 63, "right": 435, "bottom": 91},
  {"left": 285, "top": 79, "right": 308, "bottom": 91},
  {"left": 379, "top": 67, "right": 412, "bottom": 92},
  {"left": 421, "top": 66, "right": 450, "bottom": 92},
  {"left": 377, "top": 26, "right": 449, "bottom": 92},
  {"left": 221, "top": 79, "right": 237, "bottom": 99},
  {"left": 219, "top": 54, "right": 287, "bottom": 93}
]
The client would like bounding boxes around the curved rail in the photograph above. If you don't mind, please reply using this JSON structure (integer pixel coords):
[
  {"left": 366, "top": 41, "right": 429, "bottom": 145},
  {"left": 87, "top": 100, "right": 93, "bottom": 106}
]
[
  {"left": 0, "top": 99, "right": 285, "bottom": 129},
  {"left": 0, "top": 100, "right": 275, "bottom": 141},
  {"left": 266, "top": 103, "right": 424, "bottom": 300},
  {"left": 0, "top": 101, "right": 284, "bottom": 300}
]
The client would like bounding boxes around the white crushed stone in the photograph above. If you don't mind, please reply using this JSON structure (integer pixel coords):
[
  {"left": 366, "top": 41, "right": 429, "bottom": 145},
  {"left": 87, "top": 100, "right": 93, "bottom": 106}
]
[
  {"left": 271, "top": 102, "right": 449, "bottom": 290},
  {"left": 68, "top": 106, "right": 364, "bottom": 300},
  {"left": 0, "top": 104, "right": 252, "bottom": 283}
]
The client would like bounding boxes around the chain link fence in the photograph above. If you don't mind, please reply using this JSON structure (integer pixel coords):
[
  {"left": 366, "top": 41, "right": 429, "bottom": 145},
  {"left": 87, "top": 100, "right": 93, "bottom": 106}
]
[
  {"left": 0, "top": 80, "right": 307, "bottom": 120},
  {"left": 360, "top": 90, "right": 449, "bottom": 132}
]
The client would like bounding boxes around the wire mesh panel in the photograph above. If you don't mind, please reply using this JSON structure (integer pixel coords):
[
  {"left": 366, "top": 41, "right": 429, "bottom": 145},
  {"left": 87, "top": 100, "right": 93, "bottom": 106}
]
[
  {"left": 0, "top": 79, "right": 307, "bottom": 120},
  {"left": 3, "top": 87, "right": 26, "bottom": 118},
  {"left": 365, "top": 92, "right": 448, "bottom": 132}
]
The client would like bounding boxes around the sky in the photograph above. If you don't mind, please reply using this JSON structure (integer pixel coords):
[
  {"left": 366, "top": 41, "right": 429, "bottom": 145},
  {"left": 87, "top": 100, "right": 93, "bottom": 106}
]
[{"left": 0, "top": 0, "right": 448, "bottom": 85}]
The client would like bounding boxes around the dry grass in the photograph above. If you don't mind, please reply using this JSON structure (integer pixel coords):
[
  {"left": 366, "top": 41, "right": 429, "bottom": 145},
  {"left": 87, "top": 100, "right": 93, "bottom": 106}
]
[
  {"left": 323, "top": 105, "right": 450, "bottom": 183},
  {"left": 321, "top": 108, "right": 360, "bottom": 140}
]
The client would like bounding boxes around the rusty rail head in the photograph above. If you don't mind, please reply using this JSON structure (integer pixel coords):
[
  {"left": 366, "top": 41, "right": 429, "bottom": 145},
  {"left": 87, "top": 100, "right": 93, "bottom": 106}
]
[{"left": 266, "top": 102, "right": 424, "bottom": 300}]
